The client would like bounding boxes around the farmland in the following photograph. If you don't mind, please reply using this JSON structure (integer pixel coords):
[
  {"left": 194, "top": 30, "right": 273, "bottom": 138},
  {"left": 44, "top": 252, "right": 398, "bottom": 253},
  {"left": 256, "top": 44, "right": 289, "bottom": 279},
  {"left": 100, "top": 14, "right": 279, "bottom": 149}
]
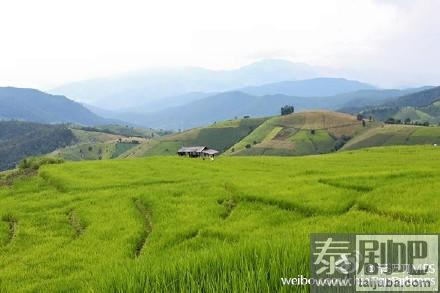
[
  {"left": 0, "top": 145, "right": 439, "bottom": 292},
  {"left": 122, "top": 117, "right": 267, "bottom": 157}
]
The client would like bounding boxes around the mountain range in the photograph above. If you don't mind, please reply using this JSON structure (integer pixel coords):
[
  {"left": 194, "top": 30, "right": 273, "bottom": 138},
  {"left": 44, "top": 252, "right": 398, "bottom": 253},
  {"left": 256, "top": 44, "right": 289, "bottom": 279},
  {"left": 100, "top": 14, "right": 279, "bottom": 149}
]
[
  {"left": 50, "top": 59, "right": 325, "bottom": 109},
  {"left": 1, "top": 59, "right": 439, "bottom": 130},
  {"left": 90, "top": 85, "right": 431, "bottom": 130}
]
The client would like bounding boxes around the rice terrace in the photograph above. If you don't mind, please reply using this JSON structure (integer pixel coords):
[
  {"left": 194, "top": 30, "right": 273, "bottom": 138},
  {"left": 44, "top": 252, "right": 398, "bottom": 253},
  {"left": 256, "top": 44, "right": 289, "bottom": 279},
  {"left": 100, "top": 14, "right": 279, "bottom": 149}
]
[
  {"left": 2, "top": 1, "right": 440, "bottom": 292},
  {"left": 0, "top": 145, "right": 439, "bottom": 291}
]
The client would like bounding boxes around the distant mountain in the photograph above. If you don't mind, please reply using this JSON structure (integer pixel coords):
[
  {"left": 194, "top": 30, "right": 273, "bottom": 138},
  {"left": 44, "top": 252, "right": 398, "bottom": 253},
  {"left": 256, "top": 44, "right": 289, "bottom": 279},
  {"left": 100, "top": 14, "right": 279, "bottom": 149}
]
[
  {"left": 122, "top": 92, "right": 217, "bottom": 113},
  {"left": 240, "top": 78, "right": 376, "bottom": 97},
  {"left": 0, "top": 121, "right": 76, "bottom": 171},
  {"left": 0, "top": 87, "right": 108, "bottom": 125},
  {"left": 123, "top": 87, "right": 430, "bottom": 130},
  {"left": 131, "top": 90, "right": 377, "bottom": 130},
  {"left": 51, "top": 59, "right": 323, "bottom": 109},
  {"left": 338, "top": 87, "right": 434, "bottom": 113},
  {"left": 354, "top": 86, "right": 440, "bottom": 123},
  {"left": 384, "top": 86, "right": 440, "bottom": 108}
]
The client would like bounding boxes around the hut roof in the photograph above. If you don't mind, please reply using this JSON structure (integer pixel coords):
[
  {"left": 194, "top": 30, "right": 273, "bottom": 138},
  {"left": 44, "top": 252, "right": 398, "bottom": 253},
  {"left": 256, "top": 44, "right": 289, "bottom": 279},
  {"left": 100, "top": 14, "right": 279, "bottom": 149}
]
[
  {"left": 202, "top": 149, "right": 219, "bottom": 155},
  {"left": 177, "top": 146, "right": 207, "bottom": 153}
]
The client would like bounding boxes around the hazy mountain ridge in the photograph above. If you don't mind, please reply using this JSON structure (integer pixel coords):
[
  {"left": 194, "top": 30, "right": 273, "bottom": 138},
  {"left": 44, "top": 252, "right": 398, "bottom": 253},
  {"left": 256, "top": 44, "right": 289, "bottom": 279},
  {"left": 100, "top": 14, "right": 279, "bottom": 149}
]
[
  {"left": 240, "top": 77, "right": 375, "bottom": 96},
  {"left": 50, "top": 59, "right": 323, "bottom": 109},
  {"left": 119, "top": 86, "right": 432, "bottom": 130}
]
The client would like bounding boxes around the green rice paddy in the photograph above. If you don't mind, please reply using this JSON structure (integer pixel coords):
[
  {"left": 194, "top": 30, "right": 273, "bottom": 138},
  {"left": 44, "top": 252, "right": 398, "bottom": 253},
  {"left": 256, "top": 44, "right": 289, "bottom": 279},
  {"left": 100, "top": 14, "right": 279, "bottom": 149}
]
[{"left": 0, "top": 145, "right": 439, "bottom": 292}]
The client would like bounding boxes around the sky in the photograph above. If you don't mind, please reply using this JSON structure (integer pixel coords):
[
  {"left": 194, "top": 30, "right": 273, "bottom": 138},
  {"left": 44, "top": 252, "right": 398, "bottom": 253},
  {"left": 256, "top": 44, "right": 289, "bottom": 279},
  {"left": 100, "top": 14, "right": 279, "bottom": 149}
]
[{"left": 0, "top": 0, "right": 439, "bottom": 89}]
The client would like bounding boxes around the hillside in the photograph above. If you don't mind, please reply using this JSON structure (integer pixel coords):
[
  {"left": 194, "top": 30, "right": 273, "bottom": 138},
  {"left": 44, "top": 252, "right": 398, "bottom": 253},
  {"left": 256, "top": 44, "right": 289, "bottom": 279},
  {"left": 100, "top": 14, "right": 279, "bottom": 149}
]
[
  {"left": 1, "top": 146, "right": 439, "bottom": 291},
  {"left": 121, "top": 117, "right": 268, "bottom": 157},
  {"left": 386, "top": 85, "right": 440, "bottom": 108},
  {"left": 49, "top": 129, "right": 147, "bottom": 161},
  {"left": 0, "top": 121, "right": 76, "bottom": 171},
  {"left": 337, "top": 87, "right": 434, "bottom": 112},
  {"left": 241, "top": 77, "right": 375, "bottom": 97},
  {"left": 342, "top": 124, "right": 440, "bottom": 150},
  {"left": 71, "top": 124, "right": 166, "bottom": 139},
  {"left": 225, "top": 111, "right": 372, "bottom": 156},
  {"left": 129, "top": 91, "right": 366, "bottom": 130},
  {"left": 121, "top": 111, "right": 440, "bottom": 159},
  {"left": 354, "top": 86, "right": 440, "bottom": 123},
  {"left": 117, "top": 87, "right": 431, "bottom": 130},
  {"left": 0, "top": 87, "right": 108, "bottom": 125}
]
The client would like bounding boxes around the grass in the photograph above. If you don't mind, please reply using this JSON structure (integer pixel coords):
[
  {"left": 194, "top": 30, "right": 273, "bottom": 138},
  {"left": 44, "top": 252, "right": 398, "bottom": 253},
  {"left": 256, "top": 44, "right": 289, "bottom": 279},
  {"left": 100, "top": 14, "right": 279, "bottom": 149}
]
[
  {"left": 226, "top": 112, "right": 369, "bottom": 156},
  {"left": 342, "top": 124, "right": 440, "bottom": 150},
  {"left": 50, "top": 142, "right": 139, "bottom": 161},
  {"left": 129, "top": 117, "right": 268, "bottom": 156},
  {"left": 0, "top": 145, "right": 439, "bottom": 291}
]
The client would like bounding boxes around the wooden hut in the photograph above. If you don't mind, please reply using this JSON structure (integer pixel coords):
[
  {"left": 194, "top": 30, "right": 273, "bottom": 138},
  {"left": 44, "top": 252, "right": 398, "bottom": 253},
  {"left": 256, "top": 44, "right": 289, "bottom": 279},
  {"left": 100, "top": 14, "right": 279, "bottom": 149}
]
[{"left": 177, "top": 146, "right": 219, "bottom": 158}]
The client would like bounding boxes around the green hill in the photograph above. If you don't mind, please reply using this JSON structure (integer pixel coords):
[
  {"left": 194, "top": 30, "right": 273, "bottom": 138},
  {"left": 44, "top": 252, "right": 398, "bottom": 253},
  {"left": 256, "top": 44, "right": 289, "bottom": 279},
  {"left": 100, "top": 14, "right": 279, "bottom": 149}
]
[
  {"left": 0, "top": 87, "right": 109, "bottom": 125},
  {"left": 1, "top": 146, "right": 439, "bottom": 291},
  {"left": 50, "top": 129, "right": 146, "bottom": 161},
  {"left": 225, "top": 111, "right": 373, "bottom": 156},
  {"left": 121, "top": 117, "right": 268, "bottom": 157},
  {"left": 0, "top": 121, "right": 76, "bottom": 171},
  {"left": 357, "top": 86, "right": 440, "bottom": 124},
  {"left": 119, "top": 111, "right": 440, "bottom": 159},
  {"left": 342, "top": 124, "right": 440, "bottom": 150}
]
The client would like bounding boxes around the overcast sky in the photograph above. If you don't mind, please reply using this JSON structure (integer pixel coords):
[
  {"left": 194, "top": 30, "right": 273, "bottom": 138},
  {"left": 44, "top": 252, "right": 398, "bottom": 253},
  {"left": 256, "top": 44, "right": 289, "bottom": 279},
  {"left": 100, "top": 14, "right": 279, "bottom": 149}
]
[{"left": 0, "top": 0, "right": 439, "bottom": 89}]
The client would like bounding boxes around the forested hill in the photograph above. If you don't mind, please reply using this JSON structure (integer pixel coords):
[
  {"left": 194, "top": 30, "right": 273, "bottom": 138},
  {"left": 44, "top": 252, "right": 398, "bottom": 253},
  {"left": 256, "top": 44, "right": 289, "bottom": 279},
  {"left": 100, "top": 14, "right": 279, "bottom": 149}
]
[
  {"left": 0, "top": 87, "right": 108, "bottom": 125},
  {"left": 0, "top": 121, "right": 76, "bottom": 171}
]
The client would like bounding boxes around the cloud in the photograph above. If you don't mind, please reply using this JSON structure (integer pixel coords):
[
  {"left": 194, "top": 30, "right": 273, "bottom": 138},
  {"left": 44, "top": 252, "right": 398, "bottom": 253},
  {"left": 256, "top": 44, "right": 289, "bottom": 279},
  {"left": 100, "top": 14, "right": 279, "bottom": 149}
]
[{"left": 0, "top": 0, "right": 438, "bottom": 89}]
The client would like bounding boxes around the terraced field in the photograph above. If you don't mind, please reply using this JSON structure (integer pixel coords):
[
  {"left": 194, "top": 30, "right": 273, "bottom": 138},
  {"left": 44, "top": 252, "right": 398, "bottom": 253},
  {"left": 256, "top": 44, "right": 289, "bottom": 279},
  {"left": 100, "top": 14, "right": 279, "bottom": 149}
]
[
  {"left": 225, "top": 111, "right": 375, "bottom": 156},
  {"left": 51, "top": 129, "right": 146, "bottom": 161},
  {"left": 342, "top": 124, "right": 440, "bottom": 150},
  {"left": 122, "top": 117, "right": 268, "bottom": 157},
  {"left": 0, "top": 145, "right": 439, "bottom": 292}
]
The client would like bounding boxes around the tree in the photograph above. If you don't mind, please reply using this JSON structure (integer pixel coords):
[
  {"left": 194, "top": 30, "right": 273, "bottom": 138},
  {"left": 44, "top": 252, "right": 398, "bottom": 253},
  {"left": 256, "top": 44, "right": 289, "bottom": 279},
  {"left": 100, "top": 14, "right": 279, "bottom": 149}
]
[
  {"left": 310, "top": 129, "right": 315, "bottom": 135},
  {"left": 404, "top": 118, "right": 411, "bottom": 124},
  {"left": 356, "top": 114, "right": 364, "bottom": 121},
  {"left": 281, "top": 105, "right": 294, "bottom": 116}
]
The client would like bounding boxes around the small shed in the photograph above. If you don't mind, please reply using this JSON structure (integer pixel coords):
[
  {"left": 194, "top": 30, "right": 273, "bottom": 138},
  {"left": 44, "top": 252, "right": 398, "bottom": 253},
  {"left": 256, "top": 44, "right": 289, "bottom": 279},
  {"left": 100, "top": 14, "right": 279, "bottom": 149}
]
[{"left": 177, "top": 146, "right": 219, "bottom": 158}]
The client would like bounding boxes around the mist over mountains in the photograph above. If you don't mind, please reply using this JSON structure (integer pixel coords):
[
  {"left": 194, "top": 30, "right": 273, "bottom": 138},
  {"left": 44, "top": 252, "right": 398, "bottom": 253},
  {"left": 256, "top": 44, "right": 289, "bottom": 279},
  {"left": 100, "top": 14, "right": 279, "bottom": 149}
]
[
  {"left": 1, "top": 59, "right": 438, "bottom": 130},
  {"left": 51, "top": 59, "right": 324, "bottom": 109}
]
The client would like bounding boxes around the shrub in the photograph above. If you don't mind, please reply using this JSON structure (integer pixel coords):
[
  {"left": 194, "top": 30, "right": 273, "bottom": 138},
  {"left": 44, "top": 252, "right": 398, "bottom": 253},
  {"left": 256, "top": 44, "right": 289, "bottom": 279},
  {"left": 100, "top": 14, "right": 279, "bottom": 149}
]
[
  {"left": 245, "top": 144, "right": 252, "bottom": 149},
  {"left": 18, "top": 157, "right": 64, "bottom": 171},
  {"left": 334, "top": 135, "right": 352, "bottom": 151}
]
